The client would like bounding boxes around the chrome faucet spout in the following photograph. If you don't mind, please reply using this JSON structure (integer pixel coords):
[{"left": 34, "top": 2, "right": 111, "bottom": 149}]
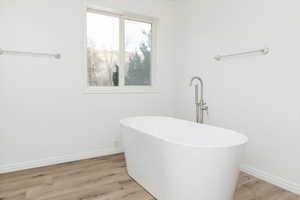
[
  {"left": 189, "top": 76, "right": 207, "bottom": 123},
  {"left": 190, "top": 76, "right": 204, "bottom": 101}
]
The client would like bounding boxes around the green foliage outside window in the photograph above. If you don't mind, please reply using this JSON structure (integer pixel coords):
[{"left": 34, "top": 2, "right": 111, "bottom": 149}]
[{"left": 125, "top": 31, "right": 151, "bottom": 86}]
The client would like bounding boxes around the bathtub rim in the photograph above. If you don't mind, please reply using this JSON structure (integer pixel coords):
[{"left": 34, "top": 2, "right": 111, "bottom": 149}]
[{"left": 120, "top": 116, "right": 248, "bottom": 149}]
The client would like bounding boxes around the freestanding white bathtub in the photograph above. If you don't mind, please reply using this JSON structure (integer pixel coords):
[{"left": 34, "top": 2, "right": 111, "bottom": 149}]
[{"left": 120, "top": 116, "right": 248, "bottom": 200}]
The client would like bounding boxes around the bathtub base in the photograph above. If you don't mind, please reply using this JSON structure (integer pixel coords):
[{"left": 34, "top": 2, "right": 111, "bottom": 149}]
[{"left": 121, "top": 117, "right": 247, "bottom": 200}]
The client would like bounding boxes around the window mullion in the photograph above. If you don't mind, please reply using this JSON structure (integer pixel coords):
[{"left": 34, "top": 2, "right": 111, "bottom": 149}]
[{"left": 119, "top": 17, "right": 125, "bottom": 87}]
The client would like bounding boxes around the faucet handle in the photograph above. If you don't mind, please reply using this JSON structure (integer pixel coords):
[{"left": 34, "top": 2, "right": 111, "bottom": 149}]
[
  {"left": 202, "top": 105, "right": 208, "bottom": 110},
  {"left": 203, "top": 105, "right": 209, "bottom": 117}
]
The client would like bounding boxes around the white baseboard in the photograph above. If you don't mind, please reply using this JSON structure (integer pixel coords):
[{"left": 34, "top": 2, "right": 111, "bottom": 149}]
[
  {"left": 0, "top": 147, "right": 123, "bottom": 174},
  {"left": 241, "top": 164, "right": 300, "bottom": 196}
]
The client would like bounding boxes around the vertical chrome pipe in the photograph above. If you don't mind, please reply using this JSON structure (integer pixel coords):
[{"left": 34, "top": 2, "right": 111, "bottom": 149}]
[
  {"left": 190, "top": 76, "right": 207, "bottom": 124},
  {"left": 195, "top": 85, "right": 199, "bottom": 105},
  {"left": 195, "top": 84, "right": 200, "bottom": 123}
]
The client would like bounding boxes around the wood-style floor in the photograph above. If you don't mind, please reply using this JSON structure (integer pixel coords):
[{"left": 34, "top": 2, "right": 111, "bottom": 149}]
[{"left": 0, "top": 153, "right": 299, "bottom": 200}]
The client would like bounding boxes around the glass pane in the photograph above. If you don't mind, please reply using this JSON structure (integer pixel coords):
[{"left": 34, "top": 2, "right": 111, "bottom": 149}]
[
  {"left": 87, "top": 12, "right": 120, "bottom": 87},
  {"left": 125, "top": 20, "right": 152, "bottom": 86}
]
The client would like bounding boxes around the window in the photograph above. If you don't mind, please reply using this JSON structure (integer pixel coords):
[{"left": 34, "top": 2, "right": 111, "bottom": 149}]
[{"left": 86, "top": 9, "right": 155, "bottom": 92}]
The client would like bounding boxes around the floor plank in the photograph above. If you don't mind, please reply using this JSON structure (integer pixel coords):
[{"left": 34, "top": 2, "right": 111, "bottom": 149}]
[{"left": 0, "top": 153, "right": 299, "bottom": 200}]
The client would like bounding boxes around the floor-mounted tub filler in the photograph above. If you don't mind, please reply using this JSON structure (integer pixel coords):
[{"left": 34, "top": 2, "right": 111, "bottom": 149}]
[{"left": 120, "top": 116, "right": 248, "bottom": 200}]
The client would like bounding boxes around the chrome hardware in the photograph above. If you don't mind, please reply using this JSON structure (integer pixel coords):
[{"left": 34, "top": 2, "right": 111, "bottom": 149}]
[{"left": 190, "top": 76, "right": 208, "bottom": 123}]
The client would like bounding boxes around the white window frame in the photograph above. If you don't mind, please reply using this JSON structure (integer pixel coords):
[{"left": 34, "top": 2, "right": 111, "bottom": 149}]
[{"left": 83, "top": 6, "right": 158, "bottom": 94}]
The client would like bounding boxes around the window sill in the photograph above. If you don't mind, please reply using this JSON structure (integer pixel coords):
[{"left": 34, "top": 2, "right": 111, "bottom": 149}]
[{"left": 84, "top": 86, "right": 160, "bottom": 94}]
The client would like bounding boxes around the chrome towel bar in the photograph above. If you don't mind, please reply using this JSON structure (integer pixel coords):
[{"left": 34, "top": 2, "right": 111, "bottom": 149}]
[
  {"left": 214, "top": 48, "right": 269, "bottom": 61},
  {"left": 0, "top": 48, "right": 61, "bottom": 59}
]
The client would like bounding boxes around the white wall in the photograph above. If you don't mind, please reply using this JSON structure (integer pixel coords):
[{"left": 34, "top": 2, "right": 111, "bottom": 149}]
[
  {"left": 174, "top": 0, "right": 300, "bottom": 194},
  {"left": 0, "top": 0, "right": 176, "bottom": 172}
]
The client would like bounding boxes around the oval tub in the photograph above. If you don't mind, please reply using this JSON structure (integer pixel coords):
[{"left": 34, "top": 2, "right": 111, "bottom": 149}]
[{"left": 120, "top": 116, "right": 248, "bottom": 200}]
